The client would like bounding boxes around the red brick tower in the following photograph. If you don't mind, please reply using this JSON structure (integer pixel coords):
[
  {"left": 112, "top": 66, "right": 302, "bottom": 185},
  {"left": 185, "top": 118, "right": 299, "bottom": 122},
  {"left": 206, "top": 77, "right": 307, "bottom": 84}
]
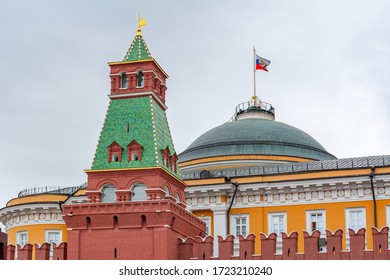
[{"left": 62, "top": 22, "right": 205, "bottom": 260}]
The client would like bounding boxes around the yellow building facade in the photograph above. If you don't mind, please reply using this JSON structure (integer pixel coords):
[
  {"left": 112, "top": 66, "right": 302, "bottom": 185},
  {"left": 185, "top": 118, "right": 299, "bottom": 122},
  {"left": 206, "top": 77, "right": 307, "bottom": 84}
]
[
  {"left": 0, "top": 186, "right": 85, "bottom": 259},
  {"left": 179, "top": 98, "right": 390, "bottom": 256}
]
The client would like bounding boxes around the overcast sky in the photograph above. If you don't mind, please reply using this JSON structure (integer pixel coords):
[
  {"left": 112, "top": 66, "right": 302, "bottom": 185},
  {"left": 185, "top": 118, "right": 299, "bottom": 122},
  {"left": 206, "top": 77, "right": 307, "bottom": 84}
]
[{"left": 1, "top": 0, "right": 390, "bottom": 211}]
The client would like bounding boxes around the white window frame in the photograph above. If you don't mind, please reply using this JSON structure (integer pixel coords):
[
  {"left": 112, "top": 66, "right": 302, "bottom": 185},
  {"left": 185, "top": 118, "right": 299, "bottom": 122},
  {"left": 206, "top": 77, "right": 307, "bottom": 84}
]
[
  {"left": 17, "top": 231, "right": 28, "bottom": 247},
  {"left": 45, "top": 230, "right": 62, "bottom": 245},
  {"left": 306, "top": 210, "right": 327, "bottom": 252},
  {"left": 231, "top": 215, "right": 249, "bottom": 238},
  {"left": 16, "top": 231, "right": 28, "bottom": 260},
  {"left": 268, "top": 212, "right": 287, "bottom": 254},
  {"left": 345, "top": 207, "right": 366, "bottom": 250},
  {"left": 230, "top": 214, "right": 249, "bottom": 255},
  {"left": 45, "top": 230, "right": 62, "bottom": 260},
  {"left": 200, "top": 216, "right": 211, "bottom": 237},
  {"left": 306, "top": 210, "right": 326, "bottom": 234}
]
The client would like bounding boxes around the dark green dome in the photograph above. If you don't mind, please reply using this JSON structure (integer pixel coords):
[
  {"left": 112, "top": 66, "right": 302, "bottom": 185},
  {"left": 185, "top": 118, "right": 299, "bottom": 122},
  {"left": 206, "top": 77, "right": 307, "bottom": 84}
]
[{"left": 178, "top": 118, "right": 336, "bottom": 163}]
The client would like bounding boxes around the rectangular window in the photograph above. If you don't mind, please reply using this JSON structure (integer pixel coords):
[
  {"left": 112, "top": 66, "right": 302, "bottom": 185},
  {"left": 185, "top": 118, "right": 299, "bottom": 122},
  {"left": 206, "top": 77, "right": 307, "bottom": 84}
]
[
  {"left": 45, "top": 230, "right": 62, "bottom": 260},
  {"left": 17, "top": 231, "right": 28, "bottom": 246},
  {"left": 230, "top": 214, "right": 249, "bottom": 255},
  {"left": 200, "top": 217, "right": 211, "bottom": 237},
  {"left": 16, "top": 231, "right": 28, "bottom": 260},
  {"left": 306, "top": 210, "right": 326, "bottom": 234},
  {"left": 268, "top": 212, "right": 286, "bottom": 254},
  {"left": 268, "top": 213, "right": 286, "bottom": 235},
  {"left": 234, "top": 217, "right": 247, "bottom": 237},
  {"left": 306, "top": 210, "right": 326, "bottom": 251},
  {"left": 347, "top": 209, "right": 365, "bottom": 231},
  {"left": 345, "top": 208, "right": 366, "bottom": 250}
]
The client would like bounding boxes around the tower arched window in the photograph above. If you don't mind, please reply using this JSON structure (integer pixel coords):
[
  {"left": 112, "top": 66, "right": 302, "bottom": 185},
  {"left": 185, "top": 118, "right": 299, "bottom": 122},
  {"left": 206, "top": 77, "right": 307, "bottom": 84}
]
[
  {"left": 137, "top": 71, "right": 144, "bottom": 87},
  {"left": 120, "top": 73, "right": 128, "bottom": 89},
  {"left": 175, "top": 193, "right": 181, "bottom": 203},
  {"left": 101, "top": 184, "right": 116, "bottom": 202},
  {"left": 164, "top": 186, "right": 170, "bottom": 197},
  {"left": 131, "top": 183, "right": 147, "bottom": 201}
]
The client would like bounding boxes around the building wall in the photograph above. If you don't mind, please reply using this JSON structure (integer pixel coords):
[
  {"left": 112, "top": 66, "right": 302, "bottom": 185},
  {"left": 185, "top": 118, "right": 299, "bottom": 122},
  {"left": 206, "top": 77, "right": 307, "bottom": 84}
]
[
  {"left": 0, "top": 229, "right": 7, "bottom": 260},
  {"left": 7, "top": 224, "right": 67, "bottom": 259}
]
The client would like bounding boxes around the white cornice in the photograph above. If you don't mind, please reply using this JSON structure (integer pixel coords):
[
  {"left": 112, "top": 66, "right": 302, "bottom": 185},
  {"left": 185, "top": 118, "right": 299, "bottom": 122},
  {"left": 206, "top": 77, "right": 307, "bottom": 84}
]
[{"left": 0, "top": 203, "right": 64, "bottom": 231}]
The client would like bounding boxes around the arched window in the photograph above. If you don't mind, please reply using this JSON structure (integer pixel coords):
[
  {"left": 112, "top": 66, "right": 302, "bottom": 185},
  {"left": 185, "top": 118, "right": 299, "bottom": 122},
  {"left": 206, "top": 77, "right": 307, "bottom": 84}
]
[
  {"left": 164, "top": 186, "right": 170, "bottom": 197},
  {"left": 175, "top": 193, "right": 181, "bottom": 203},
  {"left": 137, "top": 71, "right": 144, "bottom": 87},
  {"left": 101, "top": 184, "right": 116, "bottom": 202},
  {"left": 131, "top": 183, "right": 147, "bottom": 201},
  {"left": 120, "top": 73, "right": 128, "bottom": 89}
]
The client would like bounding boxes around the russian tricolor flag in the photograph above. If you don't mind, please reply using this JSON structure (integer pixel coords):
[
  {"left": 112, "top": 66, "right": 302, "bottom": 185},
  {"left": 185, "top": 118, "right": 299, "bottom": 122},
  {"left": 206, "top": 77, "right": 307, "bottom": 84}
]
[{"left": 255, "top": 55, "right": 270, "bottom": 72}]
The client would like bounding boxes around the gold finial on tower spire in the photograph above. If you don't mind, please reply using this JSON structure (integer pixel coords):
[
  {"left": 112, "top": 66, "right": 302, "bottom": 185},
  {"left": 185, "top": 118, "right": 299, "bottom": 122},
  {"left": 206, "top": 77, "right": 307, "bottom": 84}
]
[{"left": 137, "top": 12, "right": 147, "bottom": 36}]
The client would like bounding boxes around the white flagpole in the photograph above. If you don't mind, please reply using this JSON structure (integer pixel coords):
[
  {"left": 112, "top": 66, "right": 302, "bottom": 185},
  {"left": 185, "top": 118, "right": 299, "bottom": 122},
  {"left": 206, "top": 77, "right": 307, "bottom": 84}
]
[{"left": 253, "top": 46, "right": 257, "bottom": 100}]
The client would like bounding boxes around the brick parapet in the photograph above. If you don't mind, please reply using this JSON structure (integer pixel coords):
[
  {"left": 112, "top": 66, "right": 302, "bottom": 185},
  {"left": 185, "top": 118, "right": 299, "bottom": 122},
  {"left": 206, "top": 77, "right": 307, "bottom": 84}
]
[
  {"left": 6, "top": 244, "right": 15, "bottom": 260},
  {"left": 179, "top": 227, "right": 390, "bottom": 260},
  {"left": 63, "top": 200, "right": 205, "bottom": 234},
  {"left": 34, "top": 243, "right": 51, "bottom": 260},
  {"left": 53, "top": 242, "right": 67, "bottom": 260},
  {"left": 17, "top": 244, "right": 33, "bottom": 260}
]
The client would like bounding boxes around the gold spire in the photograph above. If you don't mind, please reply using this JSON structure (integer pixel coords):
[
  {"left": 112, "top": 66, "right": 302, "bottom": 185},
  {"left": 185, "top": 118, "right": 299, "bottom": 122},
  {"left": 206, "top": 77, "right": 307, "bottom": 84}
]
[{"left": 136, "top": 12, "right": 147, "bottom": 36}]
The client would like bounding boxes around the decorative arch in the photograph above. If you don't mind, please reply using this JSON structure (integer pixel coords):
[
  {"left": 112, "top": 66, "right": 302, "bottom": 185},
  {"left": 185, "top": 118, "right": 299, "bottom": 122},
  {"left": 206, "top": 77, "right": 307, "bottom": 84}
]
[{"left": 125, "top": 177, "right": 151, "bottom": 190}]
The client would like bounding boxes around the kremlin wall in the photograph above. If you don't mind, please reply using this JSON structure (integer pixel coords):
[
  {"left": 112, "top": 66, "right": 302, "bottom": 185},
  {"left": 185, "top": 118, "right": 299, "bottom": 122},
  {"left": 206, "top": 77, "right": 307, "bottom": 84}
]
[{"left": 1, "top": 23, "right": 390, "bottom": 260}]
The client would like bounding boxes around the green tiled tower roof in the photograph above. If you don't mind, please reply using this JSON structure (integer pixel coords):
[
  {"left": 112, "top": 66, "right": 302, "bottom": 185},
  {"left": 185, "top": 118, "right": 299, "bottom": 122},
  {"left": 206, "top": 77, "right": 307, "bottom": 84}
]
[
  {"left": 123, "top": 31, "right": 152, "bottom": 61},
  {"left": 91, "top": 96, "right": 180, "bottom": 178}
]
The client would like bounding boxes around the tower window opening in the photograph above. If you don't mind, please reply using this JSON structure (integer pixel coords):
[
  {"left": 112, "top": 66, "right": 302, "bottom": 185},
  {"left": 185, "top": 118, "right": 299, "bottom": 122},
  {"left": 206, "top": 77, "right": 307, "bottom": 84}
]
[
  {"left": 101, "top": 185, "right": 116, "bottom": 203},
  {"left": 112, "top": 154, "right": 119, "bottom": 162},
  {"left": 131, "top": 153, "right": 138, "bottom": 161},
  {"left": 131, "top": 183, "right": 147, "bottom": 201},
  {"left": 137, "top": 71, "right": 144, "bottom": 87},
  {"left": 120, "top": 73, "right": 128, "bottom": 89}
]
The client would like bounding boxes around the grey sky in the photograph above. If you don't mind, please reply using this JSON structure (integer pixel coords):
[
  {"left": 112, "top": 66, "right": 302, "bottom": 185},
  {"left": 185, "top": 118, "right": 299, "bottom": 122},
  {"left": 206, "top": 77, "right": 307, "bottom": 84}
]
[{"left": 1, "top": 0, "right": 390, "bottom": 211}]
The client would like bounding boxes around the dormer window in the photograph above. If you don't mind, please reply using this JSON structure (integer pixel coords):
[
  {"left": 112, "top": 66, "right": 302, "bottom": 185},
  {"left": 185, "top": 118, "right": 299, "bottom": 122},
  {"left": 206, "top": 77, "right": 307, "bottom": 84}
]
[
  {"left": 161, "top": 147, "right": 170, "bottom": 167},
  {"left": 120, "top": 73, "right": 128, "bottom": 89},
  {"left": 170, "top": 153, "right": 178, "bottom": 172},
  {"left": 137, "top": 71, "right": 144, "bottom": 87},
  {"left": 108, "top": 142, "right": 123, "bottom": 163},
  {"left": 127, "top": 140, "right": 142, "bottom": 162}
]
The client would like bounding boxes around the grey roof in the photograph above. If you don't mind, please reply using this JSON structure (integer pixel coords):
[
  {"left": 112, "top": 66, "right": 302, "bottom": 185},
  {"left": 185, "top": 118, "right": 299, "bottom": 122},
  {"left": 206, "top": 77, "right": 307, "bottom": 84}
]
[
  {"left": 181, "top": 155, "right": 390, "bottom": 180},
  {"left": 178, "top": 118, "right": 336, "bottom": 162}
]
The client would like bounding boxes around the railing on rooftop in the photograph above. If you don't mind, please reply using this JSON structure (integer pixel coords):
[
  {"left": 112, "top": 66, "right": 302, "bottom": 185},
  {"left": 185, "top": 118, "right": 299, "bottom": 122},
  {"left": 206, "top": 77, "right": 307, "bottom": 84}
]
[
  {"left": 229, "top": 98, "right": 275, "bottom": 122},
  {"left": 181, "top": 155, "right": 390, "bottom": 180},
  {"left": 17, "top": 183, "right": 87, "bottom": 198}
]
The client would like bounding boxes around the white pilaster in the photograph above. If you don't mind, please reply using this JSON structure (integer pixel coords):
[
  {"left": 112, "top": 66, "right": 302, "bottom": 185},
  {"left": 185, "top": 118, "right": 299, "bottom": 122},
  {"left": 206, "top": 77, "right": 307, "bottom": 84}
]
[{"left": 212, "top": 208, "right": 227, "bottom": 258}]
